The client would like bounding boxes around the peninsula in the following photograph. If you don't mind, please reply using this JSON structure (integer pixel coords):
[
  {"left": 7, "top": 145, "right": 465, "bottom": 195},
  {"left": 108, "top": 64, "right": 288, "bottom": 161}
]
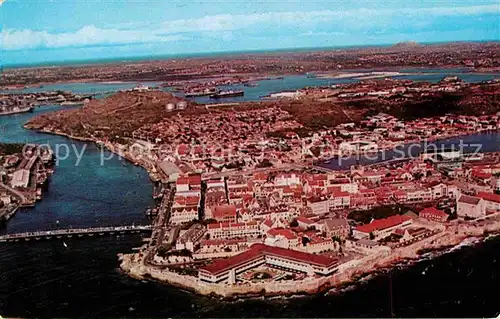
[{"left": 22, "top": 68, "right": 500, "bottom": 298}]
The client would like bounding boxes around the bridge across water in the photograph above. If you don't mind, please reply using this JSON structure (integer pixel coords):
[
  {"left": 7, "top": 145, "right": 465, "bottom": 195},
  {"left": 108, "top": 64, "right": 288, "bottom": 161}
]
[{"left": 0, "top": 225, "right": 152, "bottom": 243}]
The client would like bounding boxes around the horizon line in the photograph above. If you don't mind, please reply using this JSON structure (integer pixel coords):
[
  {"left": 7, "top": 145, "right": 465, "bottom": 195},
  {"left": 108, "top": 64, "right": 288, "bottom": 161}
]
[{"left": 3, "top": 39, "right": 499, "bottom": 70}]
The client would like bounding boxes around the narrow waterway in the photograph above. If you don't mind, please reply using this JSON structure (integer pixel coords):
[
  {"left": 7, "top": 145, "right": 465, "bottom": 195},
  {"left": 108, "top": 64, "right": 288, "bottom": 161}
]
[
  {"left": 0, "top": 76, "right": 499, "bottom": 317},
  {"left": 0, "top": 106, "right": 153, "bottom": 234},
  {"left": 321, "top": 131, "right": 500, "bottom": 170}
]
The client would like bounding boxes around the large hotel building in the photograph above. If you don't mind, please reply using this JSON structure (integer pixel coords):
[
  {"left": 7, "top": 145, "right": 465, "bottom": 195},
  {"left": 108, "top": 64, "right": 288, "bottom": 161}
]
[{"left": 198, "top": 244, "right": 339, "bottom": 284}]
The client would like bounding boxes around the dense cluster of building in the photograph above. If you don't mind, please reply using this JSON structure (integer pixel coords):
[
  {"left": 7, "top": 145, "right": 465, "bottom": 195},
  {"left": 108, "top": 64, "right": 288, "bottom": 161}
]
[
  {"left": 3, "top": 42, "right": 498, "bottom": 86},
  {"left": 0, "top": 145, "right": 54, "bottom": 222},
  {"left": 0, "top": 91, "right": 90, "bottom": 115},
  {"left": 127, "top": 97, "right": 499, "bottom": 175},
  {"left": 147, "top": 143, "right": 500, "bottom": 284}
]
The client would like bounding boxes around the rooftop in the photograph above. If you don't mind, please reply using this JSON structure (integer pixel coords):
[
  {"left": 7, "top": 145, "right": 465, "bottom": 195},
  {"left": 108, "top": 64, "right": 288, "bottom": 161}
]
[
  {"left": 355, "top": 215, "right": 412, "bottom": 234},
  {"left": 458, "top": 195, "right": 481, "bottom": 205},
  {"left": 200, "top": 243, "right": 338, "bottom": 275}
]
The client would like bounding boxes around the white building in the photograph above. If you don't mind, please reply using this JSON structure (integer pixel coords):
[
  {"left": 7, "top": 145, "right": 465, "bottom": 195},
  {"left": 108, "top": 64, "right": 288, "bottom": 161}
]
[
  {"left": 198, "top": 244, "right": 339, "bottom": 284},
  {"left": 307, "top": 197, "right": 329, "bottom": 215},
  {"left": 207, "top": 221, "right": 260, "bottom": 240},
  {"left": 456, "top": 195, "right": 486, "bottom": 218},
  {"left": 11, "top": 169, "right": 30, "bottom": 188},
  {"left": 477, "top": 192, "right": 500, "bottom": 213},
  {"left": 176, "top": 224, "right": 206, "bottom": 252}
]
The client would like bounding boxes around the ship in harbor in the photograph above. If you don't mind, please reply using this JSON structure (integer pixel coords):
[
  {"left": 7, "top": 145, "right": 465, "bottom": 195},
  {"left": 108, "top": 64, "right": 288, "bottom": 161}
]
[
  {"left": 209, "top": 90, "right": 244, "bottom": 99},
  {"left": 184, "top": 88, "right": 217, "bottom": 97},
  {"left": 0, "top": 105, "right": 34, "bottom": 116}
]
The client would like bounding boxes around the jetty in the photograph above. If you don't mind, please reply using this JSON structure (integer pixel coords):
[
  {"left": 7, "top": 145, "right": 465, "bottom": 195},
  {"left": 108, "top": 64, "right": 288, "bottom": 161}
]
[{"left": 0, "top": 225, "right": 152, "bottom": 243}]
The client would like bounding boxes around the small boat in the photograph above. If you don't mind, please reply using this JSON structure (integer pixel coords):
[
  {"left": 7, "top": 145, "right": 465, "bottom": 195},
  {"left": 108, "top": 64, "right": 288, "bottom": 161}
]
[{"left": 63, "top": 242, "right": 68, "bottom": 248}]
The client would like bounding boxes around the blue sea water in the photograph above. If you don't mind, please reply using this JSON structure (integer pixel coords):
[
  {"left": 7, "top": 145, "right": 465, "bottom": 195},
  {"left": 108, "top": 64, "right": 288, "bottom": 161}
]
[
  {"left": 0, "top": 106, "right": 153, "bottom": 233},
  {"left": 0, "top": 81, "right": 164, "bottom": 95},
  {"left": 0, "top": 76, "right": 499, "bottom": 317}
]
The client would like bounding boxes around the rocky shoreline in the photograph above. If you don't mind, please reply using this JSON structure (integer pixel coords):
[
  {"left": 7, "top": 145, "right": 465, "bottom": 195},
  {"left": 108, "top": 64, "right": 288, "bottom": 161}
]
[
  {"left": 118, "top": 216, "right": 500, "bottom": 299},
  {"left": 21, "top": 121, "right": 500, "bottom": 299}
]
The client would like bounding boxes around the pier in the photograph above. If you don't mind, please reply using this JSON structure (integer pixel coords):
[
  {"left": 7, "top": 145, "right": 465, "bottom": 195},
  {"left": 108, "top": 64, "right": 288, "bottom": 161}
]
[{"left": 0, "top": 225, "right": 152, "bottom": 243}]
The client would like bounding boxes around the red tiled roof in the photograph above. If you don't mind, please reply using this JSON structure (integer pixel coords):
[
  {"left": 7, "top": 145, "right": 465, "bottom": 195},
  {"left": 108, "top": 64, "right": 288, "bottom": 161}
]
[
  {"left": 313, "top": 174, "right": 328, "bottom": 181},
  {"left": 355, "top": 215, "right": 412, "bottom": 234},
  {"left": 263, "top": 219, "right": 273, "bottom": 228},
  {"left": 176, "top": 176, "right": 190, "bottom": 185},
  {"left": 267, "top": 228, "right": 297, "bottom": 240},
  {"left": 458, "top": 195, "right": 481, "bottom": 205},
  {"left": 177, "top": 144, "right": 190, "bottom": 155},
  {"left": 477, "top": 192, "right": 500, "bottom": 204},
  {"left": 331, "top": 188, "right": 350, "bottom": 197},
  {"left": 174, "top": 196, "right": 200, "bottom": 206},
  {"left": 419, "top": 207, "right": 448, "bottom": 218},
  {"left": 213, "top": 204, "right": 237, "bottom": 219},
  {"left": 472, "top": 170, "right": 492, "bottom": 180},
  {"left": 188, "top": 174, "right": 202, "bottom": 185},
  {"left": 200, "top": 244, "right": 338, "bottom": 275},
  {"left": 296, "top": 216, "right": 315, "bottom": 225}
]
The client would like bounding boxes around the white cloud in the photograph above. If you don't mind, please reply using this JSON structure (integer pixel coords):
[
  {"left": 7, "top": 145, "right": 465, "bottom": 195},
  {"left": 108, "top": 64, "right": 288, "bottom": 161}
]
[
  {"left": 157, "top": 4, "right": 499, "bottom": 33},
  {"left": 0, "top": 0, "right": 5, "bottom": 7},
  {"left": 1, "top": 25, "right": 187, "bottom": 50},
  {"left": 2, "top": 4, "right": 498, "bottom": 50}
]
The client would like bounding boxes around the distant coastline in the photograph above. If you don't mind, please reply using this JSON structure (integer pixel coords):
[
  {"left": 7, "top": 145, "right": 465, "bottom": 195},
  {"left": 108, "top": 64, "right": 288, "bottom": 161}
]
[{"left": 4, "top": 40, "right": 499, "bottom": 69}]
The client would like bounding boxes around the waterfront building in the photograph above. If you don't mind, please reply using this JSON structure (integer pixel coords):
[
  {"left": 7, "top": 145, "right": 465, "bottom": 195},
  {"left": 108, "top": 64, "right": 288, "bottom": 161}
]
[
  {"left": 347, "top": 238, "right": 380, "bottom": 253},
  {"left": 198, "top": 244, "right": 339, "bottom": 284},
  {"left": 476, "top": 192, "right": 500, "bottom": 213},
  {"left": 0, "top": 194, "right": 11, "bottom": 205},
  {"left": 353, "top": 215, "right": 413, "bottom": 240},
  {"left": 456, "top": 194, "right": 486, "bottom": 218},
  {"left": 393, "top": 227, "right": 432, "bottom": 243},
  {"left": 170, "top": 195, "right": 200, "bottom": 225},
  {"left": 11, "top": 169, "right": 30, "bottom": 188},
  {"left": 299, "top": 235, "right": 336, "bottom": 254},
  {"left": 420, "top": 147, "right": 461, "bottom": 161},
  {"left": 159, "top": 160, "right": 182, "bottom": 182}
]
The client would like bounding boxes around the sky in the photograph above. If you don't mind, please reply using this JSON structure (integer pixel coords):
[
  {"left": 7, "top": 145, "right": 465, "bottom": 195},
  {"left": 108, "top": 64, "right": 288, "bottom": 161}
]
[{"left": 1, "top": 0, "right": 499, "bottom": 66}]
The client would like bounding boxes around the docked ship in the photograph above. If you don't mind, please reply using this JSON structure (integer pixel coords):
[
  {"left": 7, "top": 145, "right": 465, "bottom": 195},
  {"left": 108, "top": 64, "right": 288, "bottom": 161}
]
[
  {"left": 184, "top": 88, "right": 217, "bottom": 97},
  {"left": 209, "top": 90, "right": 244, "bottom": 99},
  {"left": 0, "top": 105, "right": 34, "bottom": 116}
]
